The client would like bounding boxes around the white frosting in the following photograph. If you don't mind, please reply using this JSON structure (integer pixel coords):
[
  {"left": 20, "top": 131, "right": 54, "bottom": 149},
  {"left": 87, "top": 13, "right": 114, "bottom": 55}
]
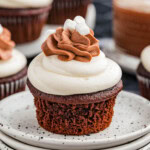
[
  {"left": 28, "top": 51, "right": 122, "bottom": 95},
  {"left": 64, "top": 19, "right": 76, "bottom": 31},
  {"left": 0, "top": 24, "right": 3, "bottom": 34},
  {"left": 116, "top": 0, "right": 150, "bottom": 13},
  {"left": 63, "top": 16, "right": 90, "bottom": 35},
  {"left": 141, "top": 46, "right": 150, "bottom": 72},
  {"left": 74, "top": 16, "right": 86, "bottom": 24},
  {"left": 76, "top": 24, "right": 90, "bottom": 35},
  {"left": 0, "top": 0, "right": 53, "bottom": 8},
  {"left": 0, "top": 49, "right": 27, "bottom": 78}
]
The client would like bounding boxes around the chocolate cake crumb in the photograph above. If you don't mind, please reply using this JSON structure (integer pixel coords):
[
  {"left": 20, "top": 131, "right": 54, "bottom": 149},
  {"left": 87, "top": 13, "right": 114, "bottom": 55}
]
[{"left": 27, "top": 79, "right": 123, "bottom": 135}]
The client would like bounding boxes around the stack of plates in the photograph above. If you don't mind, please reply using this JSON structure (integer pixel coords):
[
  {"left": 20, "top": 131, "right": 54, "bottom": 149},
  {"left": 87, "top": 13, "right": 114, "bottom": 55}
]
[{"left": 0, "top": 91, "right": 150, "bottom": 150}]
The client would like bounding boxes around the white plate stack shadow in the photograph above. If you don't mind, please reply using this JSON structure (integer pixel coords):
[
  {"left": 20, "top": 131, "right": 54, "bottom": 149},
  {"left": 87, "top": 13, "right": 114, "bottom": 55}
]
[{"left": 0, "top": 91, "right": 150, "bottom": 150}]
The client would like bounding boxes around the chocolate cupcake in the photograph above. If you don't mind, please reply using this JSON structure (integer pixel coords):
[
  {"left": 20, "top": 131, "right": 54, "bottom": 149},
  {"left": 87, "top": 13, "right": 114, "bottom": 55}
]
[
  {"left": 27, "top": 16, "right": 123, "bottom": 135},
  {"left": 0, "top": 25, "right": 27, "bottom": 100},
  {"left": 137, "top": 46, "right": 150, "bottom": 100},
  {"left": 0, "top": 0, "right": 53, "bottom": 44},
  {"left": 47, "top": 0, "right": 91, "bottom": 25},
  {"left": 113, "top": 0, "right": 150, "bottom": 57}
]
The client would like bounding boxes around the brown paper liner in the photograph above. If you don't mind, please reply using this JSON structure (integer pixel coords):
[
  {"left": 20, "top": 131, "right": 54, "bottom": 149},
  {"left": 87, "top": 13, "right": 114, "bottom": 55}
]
[
  {"left": 27, "top": 79, "right": 123, "bottom": 135},
  {"left": 114, "top": 20, "right": 150, "bottom": 38},
  {"left": 47, "top": 0, "right": 91, "bottom": 25},
  {"left": 0, "top": 76, "right": 27, "bottom": 100},
  {"left": 113, "top": 0, "right": 150, "bottom": 24},
  {"left": 113, "top": 0, "right": 150, "bottom": 57},
  {"left": 34, "top": 96, "right": 116, "bottom": 135},
  {"left": 0, "top": 6, "right": 51, "bottom": 44},
  {"left": 0, "top": 67, "right": 27, "bottom": 100},
  {"left": 137, "top": 75, "right": 150, "bottom": 101}
]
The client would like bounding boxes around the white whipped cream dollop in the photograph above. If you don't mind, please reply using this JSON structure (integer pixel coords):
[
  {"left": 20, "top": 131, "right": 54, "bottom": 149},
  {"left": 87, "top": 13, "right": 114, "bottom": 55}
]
[
  {"left": 0, "top": 50, "right": 27, "bottom": 78},
  {"left": 0, "top": 0, "right": 53, "bottom": 8},
  {"left": 28, "top": 51, "right": 122, "bottom": 95},
  {"left": 0, "top": 24, "right": 3, "bottom": 34},
  {"left": 64, "top": 16, "right": 90, "bottom": 35},
  {"left": 116, "top": 0, "right": 150, "bottom": 13},
  {"left": 141, "top": 46, "right": 150, "bottom": 72}
]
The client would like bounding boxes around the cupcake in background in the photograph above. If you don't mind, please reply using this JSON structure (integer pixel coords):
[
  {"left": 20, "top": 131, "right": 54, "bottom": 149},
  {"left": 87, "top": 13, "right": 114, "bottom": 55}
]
[
  {"left": 0, "top": 25, "right": 27, "bottom": 100},
  {"left": 0, "top": 0, "right": 53, "bottom": 44},
  {"left": 113, "top": 0, "right": 150, "bottom": 57},
  {"left": 47, "top": 0, "right": 91, "bottom": 24},
  {"left": 137, "top": 46, "right": 150, "bottom": 100},
  {"left": 27, "top": 16, "right": 123, "bottom": 135}
]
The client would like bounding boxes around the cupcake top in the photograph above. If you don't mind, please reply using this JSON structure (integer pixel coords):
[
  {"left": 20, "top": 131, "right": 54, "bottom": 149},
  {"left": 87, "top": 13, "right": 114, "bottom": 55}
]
[
  {"left": 0, "top": 0, "right": 53, "bottom": 8},
  {"left": 28, "top": 16, "right": 122, "bottom": 96},
  {"left": 0, "top": 25, "right": 27, "bottom": 78},
  {"left": 141, "top": 46, "right": 150, "bottom": 73},
  {"left": 115, "top": 0, "right": 150, "bottom": 13}
]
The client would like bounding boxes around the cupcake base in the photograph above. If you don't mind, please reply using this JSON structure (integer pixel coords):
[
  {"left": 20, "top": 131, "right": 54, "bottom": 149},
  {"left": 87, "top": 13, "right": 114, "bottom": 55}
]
[
  {"left": 137, "top": 63, "right": 150, "bottom": 100},
  {"left": 0, "top": 67, "right": 27, "bottom": 100},
  {"left": 27, "top": 79, "right": 123, "bottom": 135},
  {"left": 0, "top": 6, "right": 51, "bottom": 44}
]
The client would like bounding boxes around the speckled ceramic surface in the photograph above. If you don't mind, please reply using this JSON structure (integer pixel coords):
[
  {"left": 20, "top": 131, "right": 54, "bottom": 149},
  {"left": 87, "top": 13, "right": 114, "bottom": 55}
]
[
  {"left": 0, "top": 131, "right": 48, "bottom": 150},
  {"left": 17, "top": 4, "right": 96, "bottom": 58},
  {"left": 1, "top": 131, "right": 150, "bottom": 150},
  {"left": 140, "top": 143, "right": 150, "bottom": 150},
  {"left": 0, "top": 91, "right": 150, "bottom": 150},
  {"left": 105, "top": 133, "right": 150, "bottom": 150},
  {"left": 100, "top": 38, "right": 140, "bottom": 75},
  {"left": 0, "top": 140, "right": 14, "bottom": 150}
]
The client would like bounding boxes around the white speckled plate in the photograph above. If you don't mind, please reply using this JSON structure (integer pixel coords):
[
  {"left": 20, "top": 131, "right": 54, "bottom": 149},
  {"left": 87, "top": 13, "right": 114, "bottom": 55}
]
[
  {"left": 0, "top": 91, "right": 150, "bottom": 150},
  {"left": 105, "top": 133, "right": 150, "bottom": 150},
  {"left": 0, "top": 140, "right": 14, "bottom": 150},
  {"left": 0, "top": 131, "right": 48, "bottom": 150},
  {"left": 100, "top": 38, "right": 140, "bottom": 75},
  {"left": 16, "top": 4, "right": 96, "bottom": 58},
  {"left": 1, "top": 131, "right": 150, "bottom": 150},
  {"left": 140, "top": 143, "right": 150, "bottom": 150}
]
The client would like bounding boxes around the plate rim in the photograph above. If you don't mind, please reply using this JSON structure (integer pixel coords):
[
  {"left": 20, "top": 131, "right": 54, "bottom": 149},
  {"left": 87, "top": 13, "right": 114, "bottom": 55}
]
[
  {"left": 0, "top": 91, "right": 150, "bottom": 146},
  {"left": 0, "top": 131, "right": 47, "bottom": 150},
  {"left": 1, "top": 131, "right": 150, "bottom": 150},
  {"left": 0, "top": 139, "right": 14, "bottom": 150}
]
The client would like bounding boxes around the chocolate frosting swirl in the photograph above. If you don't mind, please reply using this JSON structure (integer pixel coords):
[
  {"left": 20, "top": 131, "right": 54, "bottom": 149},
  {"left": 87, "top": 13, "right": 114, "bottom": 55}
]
[
  {"left": 0, "top": 27, "right": 15, "bottom": 60},
  {"left": 41, "top": 27, "right": 100, "bottom": 62}
]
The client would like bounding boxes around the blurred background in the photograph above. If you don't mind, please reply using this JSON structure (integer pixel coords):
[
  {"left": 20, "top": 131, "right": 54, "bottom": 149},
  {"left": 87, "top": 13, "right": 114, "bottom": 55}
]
[
  {"left": 93, "top": 0, "right": 139, "bottom": 94},
  {"left": 0, "top": 0, "right": 140, "bottom": 95}
]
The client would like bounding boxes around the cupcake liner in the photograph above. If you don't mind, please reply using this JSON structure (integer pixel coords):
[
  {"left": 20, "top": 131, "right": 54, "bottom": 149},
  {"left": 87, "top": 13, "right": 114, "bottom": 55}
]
[
  {"left": 114, "top": 20, "right": 150, "bottom": 38},
  {"left": 113, "top": 1, "right": 150, "bottom": 24},
  {"left": 0, "top": 76, "right": 27, "bottom": 100},
  {"left": 47, "top": 0, "right": 91, "bottom": 24},
  {"left": 0, "top": 6, "right": 51, "bottom": 44},
  {"left": 27, "top": 79, "right": 122, "bottom": 135},
  {"left": 114, "top": 29, "right": 150, "bottom": 57},
  {"left": 113, "top": 18, "right": 150, "bottom": 32},
  {"left": 34, "top": 96, "right": 116, "bottom": 135},
  {"left": 137, "top": 75, "right": 150, "bottom": 100},
  {"left": 113, "top": 0, "right": 150, "bottom": 57}
]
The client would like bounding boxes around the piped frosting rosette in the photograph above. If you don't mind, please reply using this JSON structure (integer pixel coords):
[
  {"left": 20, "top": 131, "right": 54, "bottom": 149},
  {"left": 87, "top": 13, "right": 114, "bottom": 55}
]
[
  {"left": 28, "top": 16, "right": 122, "bottom": 95},
  {"left": 0, "top": 24, "right": 27, "bottom": 78},
  {"left": 0, "top": 24, "right": 15, "bottom": 60}
]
